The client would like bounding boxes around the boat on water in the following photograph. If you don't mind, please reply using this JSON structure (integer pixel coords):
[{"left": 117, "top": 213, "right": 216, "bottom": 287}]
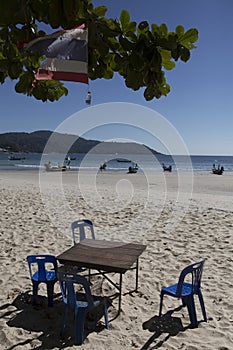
[
  {"left": 8, "top": 155, "right": 26, "bottom": 161},
  {"left": 65, "top": 156, "right": 76, "bottom": 161},
  {"left": 212, "top": 164, "right": 224, "bottom": 175},
  {"left": 44, "top": 162, "right": 67, "bottom": 172},
  {"left": 116, "top": 158, "right": 132, "bottom": 163},
  {"left": 162, "top": 163, "right": 172, "bottom": 172},
  {"left": 128, "top": 163, "right": 138, "bottom": 174}
]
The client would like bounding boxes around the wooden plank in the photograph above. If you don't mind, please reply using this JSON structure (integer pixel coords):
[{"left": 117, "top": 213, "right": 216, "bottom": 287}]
[
  {"left": 59, "top": 251, "right": 134, "bottom": 268},
  {"left": 56, "top": 239, "right": 146, "bottom": 273}
]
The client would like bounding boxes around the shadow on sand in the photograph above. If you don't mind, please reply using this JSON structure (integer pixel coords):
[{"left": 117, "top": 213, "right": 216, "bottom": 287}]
[
  {"left": 141, "top": 306, "right": 188, "bottom": 350},
  {"left": 0, "top": 291, "right": 108, "bottom": 349}
]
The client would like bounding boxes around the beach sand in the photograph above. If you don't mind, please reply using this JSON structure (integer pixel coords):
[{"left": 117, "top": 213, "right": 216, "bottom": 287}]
[{"left": 0, "top": 169, "right": 232, "bottom": 349}]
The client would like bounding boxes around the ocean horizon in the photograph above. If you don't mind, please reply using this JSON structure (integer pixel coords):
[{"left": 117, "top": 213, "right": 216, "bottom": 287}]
[{"left": 0, "top": 152, "right": 233, "bottom": 173}]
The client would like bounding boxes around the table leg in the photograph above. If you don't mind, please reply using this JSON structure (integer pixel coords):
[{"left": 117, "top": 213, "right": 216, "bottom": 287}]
[
  {"left": 135, "top": 258, "right": 139, "bottom": 291},
  {"left": 118, "top": 273, "right": 123, "bottom": 314}
]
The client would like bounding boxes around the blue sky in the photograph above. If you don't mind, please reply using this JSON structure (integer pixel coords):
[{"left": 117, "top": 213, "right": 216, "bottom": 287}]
[{"left": 1, "top": 0, "right": 233, "bottom": 155}]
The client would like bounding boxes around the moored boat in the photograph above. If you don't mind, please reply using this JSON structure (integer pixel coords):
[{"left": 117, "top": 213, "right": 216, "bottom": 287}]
[
  {"left": 128, "top": 163, "right": 138, "bottom": 174},
  {"left": 212, "top": 163, "right": 224, "bottom": 175},
  {"left": 8, "top": 155, "right": 26, "bottom": 161},
  {"left": 65, "top": 156, "right": 76, "bottom": 161},
  {"left": 162, "top": 163, "right": 172, "bottom": 172},
  {"left": 212, "top": 166, "right": 224, "bottom": 175},
  {"left": 117, "top": 158, "right": 131, "bottom": 163},
  {"left": 44, "top": 162, "right": 67, "bottom": 172}
]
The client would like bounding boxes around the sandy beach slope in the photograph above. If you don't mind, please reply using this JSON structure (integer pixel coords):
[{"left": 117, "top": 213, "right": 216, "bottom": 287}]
[{"left": 0, "top": 169, "right": 232, "bottom": 349}]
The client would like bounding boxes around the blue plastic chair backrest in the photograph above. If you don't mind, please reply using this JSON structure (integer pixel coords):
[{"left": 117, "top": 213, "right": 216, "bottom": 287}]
[
  {"left": 27, "top": 255, "right": 57, "bottom": 281},
  {"left": 58, "top": 271, "right": 94, "bottom": 308},
  {"left": 71, "top": 219, "right": 95, "bottom": 244},
  {"left": 176, "top": 260, "right": 205, "bottom": 297}
]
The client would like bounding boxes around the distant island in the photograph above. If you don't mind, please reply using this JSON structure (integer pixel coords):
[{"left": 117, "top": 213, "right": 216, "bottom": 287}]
[{"left": 0, "top": 130, "right": 160, "bottom": 155}]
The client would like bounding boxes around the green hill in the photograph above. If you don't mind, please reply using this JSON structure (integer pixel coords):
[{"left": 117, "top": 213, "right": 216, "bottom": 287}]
[
  {"left": 0, "top": 130, "right": 100, "bottom": 153},
  {"left": 0, "top": 130, "right": 160, "bottom": 155}
]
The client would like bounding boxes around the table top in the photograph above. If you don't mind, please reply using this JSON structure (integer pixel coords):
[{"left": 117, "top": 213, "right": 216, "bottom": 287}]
[{"left": 56, "top": 239, "right": 146, "bottom": 274}]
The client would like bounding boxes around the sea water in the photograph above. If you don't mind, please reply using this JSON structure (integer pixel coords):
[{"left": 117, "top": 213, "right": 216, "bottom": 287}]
[{"left": 1, "top": 153, "right": 233, "bottom": 173}]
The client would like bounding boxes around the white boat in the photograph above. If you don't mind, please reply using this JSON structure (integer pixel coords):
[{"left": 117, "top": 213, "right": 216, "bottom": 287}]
[
  {"left": 128, "top": 163, "right": 138, "bottom": 174},
  {"left": 116, "top": 158, "right": 131, "bottom": 163},
  {"left": 44, "top": 163, "right": 67, "bottom": 172},
  {"left": 8, "top": 155, "right": 26, "bottom": 160}
]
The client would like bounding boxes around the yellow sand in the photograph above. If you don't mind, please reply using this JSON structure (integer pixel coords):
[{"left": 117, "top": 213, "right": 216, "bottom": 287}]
[{"left": 0, "top": 169, "right": 232, "bottom": 349}]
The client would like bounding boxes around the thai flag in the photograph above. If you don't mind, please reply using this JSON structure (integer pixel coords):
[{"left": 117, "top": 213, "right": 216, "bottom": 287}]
[{"left": 25, "top": 24, "right": 88, "bottom": 84}]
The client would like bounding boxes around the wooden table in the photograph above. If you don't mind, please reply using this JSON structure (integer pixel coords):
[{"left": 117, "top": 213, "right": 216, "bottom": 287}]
[{"left": 56, "top": 239, "right": 146, "bottom": 314}]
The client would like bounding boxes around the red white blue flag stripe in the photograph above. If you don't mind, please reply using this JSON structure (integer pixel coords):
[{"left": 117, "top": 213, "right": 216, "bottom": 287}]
[{"left": 25, "top": 24, "right": 88, "bottom": 83}]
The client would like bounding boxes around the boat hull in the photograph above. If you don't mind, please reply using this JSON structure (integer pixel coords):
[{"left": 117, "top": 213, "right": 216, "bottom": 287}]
[{"left": 45, "top": 163, "right": 67, "bottom": 172}]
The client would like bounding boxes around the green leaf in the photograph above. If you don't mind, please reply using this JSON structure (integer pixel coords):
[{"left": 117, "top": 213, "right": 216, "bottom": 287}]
[
  {"left": 88, "top": 21, "right": 98, "bottom": 46},
  {"left": 62, "top": 0, "right": 80, "bottom": 22},
  {"left": 171, "top": 47, "right": 179, "bottom": 61},
  {"left": 103, "top": 67, "right": 114, "bottom": 79},
  {"left": 119, "top": 36, "right": 134, "bottom": 51},
  {"left": 0, "top": 0, "right": 25, "bottom": 25},
  {"left": 15, "top": 72, "right": 33, "bottom": 94},
  {"left": 126, "top": 21, "right": 136, "bottom": 33},
  {"left": 0, "top": 59, "right": 9, "bottom": 72},
  {"left": 96, "top": 38, "right": 109, "bottom": 56},
  {"left": 106, "top": 37, "right": 120, "bottom": 51},
  {"left": 149, "top": 50, "right": 162, "bottom": 72},
  {"left": 0, "top": 1, "right": 199, "bottom": 102},
  {"left": 160, "top": 49, "right": 176, "bottom": 70},
  {"left": 0, "top": 71, "right": 6, "bottom": 83},
  {"left": 129, "top": 53, "right": 144, "bottom": 70},
  {"left": 48, "top": 0, "right": 64, "bottom": 28},
  {"left": 125, "top": 70, "right": 141, "bottom": 90},
  {"left": 151, "top": 24, "right": 159, "bottom": 34},
  {"left": 162, "top": 60, "right": 175, "bottom": 70},
  {"left": 138, "top": 21, "right": 149, "bottom": 31},
  {"left": 179, "top": 28, "right": 198, "bottom": 49},
  {"left": 32, "top": 83, "right": 45, "bottom": 100},
  {"left": 176, "top": 25, "right": 184, "bottom": 37},
  {"left": 3, "top": 42, "right": 19, "bottom": 60},
  {"left": 106, "top": 18, "right": 121, "bottom": 33},
  {"left": 144, "top": 85, "right": 154, "bottom": 101},
  {"left": 159, "top": 23, "right": 168, "bottom": 37},
  {"left": 125, "top": 31, "right": 137, "bottom": 42},
  {"left": 180, "top": 47, "right": 190, "bottom": 62},
  {"left": 8, "top": 61, "right": 22, "bottom": 79},
  {"left": 30, "top": 0, "right": 49, "bottom": 22},
  {"left": 94, "top": 6, "right": 107, "bottom": 17},
  {"left": 0, "top": 27, "right": 8, "bottom": 40},
  {"left": 158, "top": 79, "right": 170, "bottom": 95},
  {"left": 120, "top": 10, "right": 130, "bottom": 32}
]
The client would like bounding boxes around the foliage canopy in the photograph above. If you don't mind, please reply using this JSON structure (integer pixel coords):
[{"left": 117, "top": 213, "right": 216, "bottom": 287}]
[{"left": 0, "top": 0, "right": 198, "bottom": 102}]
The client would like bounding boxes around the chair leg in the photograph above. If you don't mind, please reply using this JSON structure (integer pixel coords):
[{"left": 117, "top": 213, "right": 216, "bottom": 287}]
[
  {"left": 198, "top": 290, "right": 207, "bottom": 322},
  {"left": 159, "top": 292, "right": 164, "bottom": 316},
  {"left": 74, "top": 308, "right": 86, "bottom": 345},
  {"left": 47, "top": 281, "right": 55, "bottom": 307},
  {"left": 60, "top": 304, "right": 68, "bottom": 338},
  {"left": 185, "top": 295, "right": 198, "bottom": 328},
  {"left": 103, "top": 299, "right": 109, "bottom": 329},
  {"left": 32, "top": 281, "right": 39, "bottom": 305},
  {"left": 181, "top": 297, "right": 186, "bottom": 306}
]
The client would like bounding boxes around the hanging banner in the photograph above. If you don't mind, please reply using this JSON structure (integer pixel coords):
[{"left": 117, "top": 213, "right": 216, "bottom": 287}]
[{"left": 25, "top": 24, "right": 88, "bottom": 84}]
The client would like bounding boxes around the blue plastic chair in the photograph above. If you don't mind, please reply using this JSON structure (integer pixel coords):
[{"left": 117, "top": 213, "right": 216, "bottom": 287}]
[
  {"left": 71, "top": 219, "right": 95, "bottom": 245},
  {"left": 58, "top": 269, "right": 109, "bottom": 345},
  {"left": 27, "top": 254, "right": 57, "bottom": 307},
  {"left": 159, "top": 260, "right": 207, "bottom": 328}
]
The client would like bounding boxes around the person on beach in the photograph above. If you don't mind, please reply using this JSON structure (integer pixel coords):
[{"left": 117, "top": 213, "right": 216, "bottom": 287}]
[
  {"left": 99, "top": 162, "right": 107, "bottom": 171},
  {"left": 66, "top": 157, "right": 71, "bottom": 169}
]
